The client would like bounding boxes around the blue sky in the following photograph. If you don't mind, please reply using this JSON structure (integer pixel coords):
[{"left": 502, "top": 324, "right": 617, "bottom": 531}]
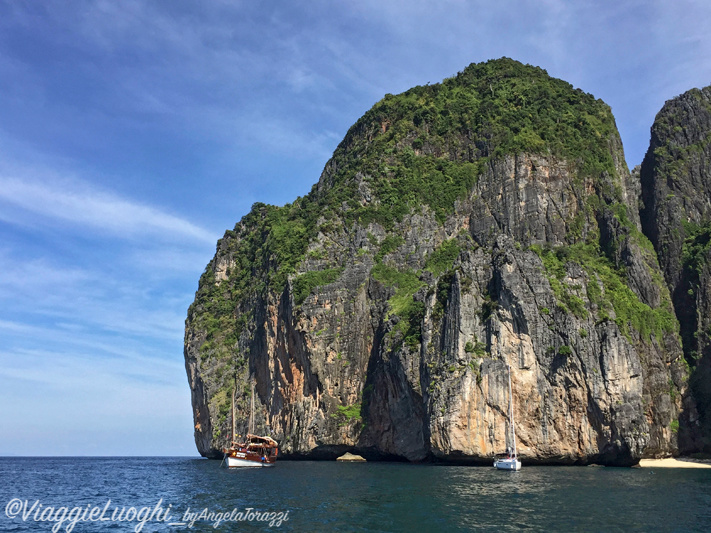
[{"left": 0, "top": 0, "right": 709, "bottom": 456}]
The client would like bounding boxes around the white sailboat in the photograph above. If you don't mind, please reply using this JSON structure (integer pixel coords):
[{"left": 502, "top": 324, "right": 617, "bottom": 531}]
[{"left": 494, "top": 363, "right": 522, "bottom": 471}]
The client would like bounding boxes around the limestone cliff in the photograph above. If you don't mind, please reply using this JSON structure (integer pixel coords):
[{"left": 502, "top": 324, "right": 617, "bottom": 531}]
[
  {"left": 639, "top": 85, "right": 711, "bottom": 452},
  {"left": 185, "top": 59, "right": 685, "bottom": 465}
]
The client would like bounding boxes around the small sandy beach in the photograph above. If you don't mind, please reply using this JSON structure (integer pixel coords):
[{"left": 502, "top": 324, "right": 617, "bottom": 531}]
[{"left": 638, "top": 458, "right": 711, "bottom": 469}]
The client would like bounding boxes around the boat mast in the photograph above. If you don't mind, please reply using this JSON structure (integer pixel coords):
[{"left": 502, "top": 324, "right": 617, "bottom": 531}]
[
  {"left": 507, "top": 363, "right": 517, "bottom": 457},
  {"left": 231, "top": 376, "right": 236, "bottom": 445},
  {"left": 249, "top": 378, "right": 255, "bottom": 435}
]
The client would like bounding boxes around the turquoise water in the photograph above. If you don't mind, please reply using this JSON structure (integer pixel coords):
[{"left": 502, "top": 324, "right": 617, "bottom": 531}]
[{"left": 1, "top": 457, "right": 710, "bottom": 531}]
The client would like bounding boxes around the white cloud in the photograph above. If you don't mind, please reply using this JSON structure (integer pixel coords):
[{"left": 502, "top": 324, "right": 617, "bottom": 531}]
[
  {"left": 0, "top": 174, "right": 216, "bottom": 244},
  {"left": 0, "top": 254, "right": 191, "bottom": 343},
  {"left": 0, "top": 340, "right": 182, "bottom": 387},
  {"left": 652, "top": 0, "right": 711, "bottom": 98},
  {"left": 0, "top": 341, "right": 194, "bottom": 455},
  {"left": 0, "top": 253, "right": 90, "bottom": 293}
]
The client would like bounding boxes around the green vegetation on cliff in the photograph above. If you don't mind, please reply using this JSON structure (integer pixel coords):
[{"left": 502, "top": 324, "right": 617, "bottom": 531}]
[
  {"left": 531, "top": 243, "right": 677, "bottom": 342},
  {"left": 189, "top": 57, "right": 657, "bottom": 368},
  {"left": 326, "top": 57, "right": 619, "bottom": 227},
  {"left": 293, "top": 267, "right": 345, "bottom": 306},
  {"left": 194, "top": 57, "right": 623, "bottom": 307},
  {"left": 682, "top": 221, "right": 711, "bottom": 283}
]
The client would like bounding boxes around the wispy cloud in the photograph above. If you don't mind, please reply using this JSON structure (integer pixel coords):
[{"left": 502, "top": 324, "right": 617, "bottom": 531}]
[
  {"left": 0, "top": 253, "right": 90, "bottom": 293},
  {"left": 0, "top": 340, "right": 194, "bottom": 455},
  {"left": 0, "top": 174, "right": 216, "bottom": 244},
  {"left": 0, "top": 249, "right": 193, "bottom": 343},
  {"left": 0, "top": 332, "right": 183, "bottom": 385},
  {"left": 652, "top": 1, "right": 711, "bottom": 98}
]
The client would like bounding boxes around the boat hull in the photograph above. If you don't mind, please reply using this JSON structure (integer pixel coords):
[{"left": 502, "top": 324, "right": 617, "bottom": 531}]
[
  {"left": 226, "top": 455, "right": 274, "bottom": 468},
  {"left": 494, "top": 458, "right": 522, "bottom": 471}
]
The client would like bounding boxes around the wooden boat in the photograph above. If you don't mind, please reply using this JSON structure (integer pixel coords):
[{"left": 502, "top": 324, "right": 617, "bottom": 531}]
[
  {"left": 224, "top": 379, "right": 278, "bottom": 468},
  {"left": 494, "top": 363, "right": 522, "bottom": 471},
  {"left": 225, "top": 434, "right": 278, "bottom": 468}
]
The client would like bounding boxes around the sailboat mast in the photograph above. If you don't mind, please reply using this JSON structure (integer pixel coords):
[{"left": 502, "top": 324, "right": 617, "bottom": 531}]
[
  {"left": 507, "top": 363, "right": 517, "bottom": 457},
  {"left": 231, "top": 377, "right": 236, "bottom": 445},
  {"left": 249, "top": 378, "right": 255, "bottom": 435}
]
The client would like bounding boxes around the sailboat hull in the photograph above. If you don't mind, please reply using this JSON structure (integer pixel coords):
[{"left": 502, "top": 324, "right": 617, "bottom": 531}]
[{"left": 494, "top": 458, "right": 522, "bottom": 471}]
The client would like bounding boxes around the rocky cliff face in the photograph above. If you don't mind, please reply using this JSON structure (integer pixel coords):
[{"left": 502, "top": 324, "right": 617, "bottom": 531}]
[
  {"left": 639, "top": 85, "right": 711, "bottom": 452},
  {"left": 185, "top": 59, "right": 686, "bottom": 465}
]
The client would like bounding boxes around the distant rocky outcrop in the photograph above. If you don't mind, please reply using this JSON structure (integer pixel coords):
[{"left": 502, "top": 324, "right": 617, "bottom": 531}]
[
  {"left": 639, "top": 85, "right": 711, "bottom": 452},
  {"left": 185, "top": 58, "right": 687, "bottom": 466},
  {"left": 336, "top": 452, "right": 366, "bottom": 462}
]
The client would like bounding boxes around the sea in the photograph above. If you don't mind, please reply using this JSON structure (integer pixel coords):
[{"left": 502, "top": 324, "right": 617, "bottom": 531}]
[{"left": 0, "top": 457, "right": 710, "bottom": 532}]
